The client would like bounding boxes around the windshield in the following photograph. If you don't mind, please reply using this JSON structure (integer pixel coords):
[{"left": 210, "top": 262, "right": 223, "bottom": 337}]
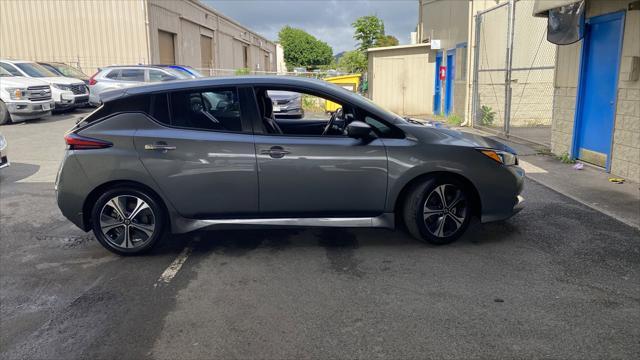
[
  {"left": 52, "top": 63, "right": 88, "bottom": 79},
  {"left": 0, "top": 67, "right": 12, "bottom": 77},
  {"left": 15, "top": 62, "right": 57, "bottom": 77}
]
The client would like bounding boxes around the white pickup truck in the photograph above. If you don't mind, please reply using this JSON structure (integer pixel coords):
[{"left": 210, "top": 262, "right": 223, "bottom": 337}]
[{"left": 0, "top": 67, "right": 54, "bottom": 125}]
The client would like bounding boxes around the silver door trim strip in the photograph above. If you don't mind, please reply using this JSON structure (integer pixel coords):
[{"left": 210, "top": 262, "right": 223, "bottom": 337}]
[{"left": 172, "top": 213, "right": 395, "bottom": 233}]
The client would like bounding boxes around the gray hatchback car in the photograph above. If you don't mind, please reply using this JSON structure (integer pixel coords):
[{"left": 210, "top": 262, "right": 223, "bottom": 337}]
[{"left": 56, "top": 76, "right": 524, "bottom": 255}]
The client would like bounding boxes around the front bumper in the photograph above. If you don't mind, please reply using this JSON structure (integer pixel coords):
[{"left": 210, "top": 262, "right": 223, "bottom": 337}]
[
  {"left": 0, "top": 146, "right": 8, "bottom": 169},
  {"left": 56, "top": 93, "right": 89, "bottom": 109},
  {"left": 6, "top": 100, "right": 54, "bottom": 120}
]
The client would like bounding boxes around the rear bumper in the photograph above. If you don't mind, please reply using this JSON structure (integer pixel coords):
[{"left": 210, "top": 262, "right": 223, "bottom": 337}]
[
  {"left": 56, "top": 153, "right": 91, "bottom": 231},
  {"left": 274, "top": 107, "right": 304, "bottom": 117}
]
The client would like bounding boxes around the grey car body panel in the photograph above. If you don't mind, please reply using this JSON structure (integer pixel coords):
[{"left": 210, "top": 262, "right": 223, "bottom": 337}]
[
  {"left": 56, "top": 76, "right": 524, "bottom": 235},
  {"left": 133, "top": 117, "right": 259, "bottom": 218},
  {"left": 254, "top": 135, "right": 387, "bottom": 214}
]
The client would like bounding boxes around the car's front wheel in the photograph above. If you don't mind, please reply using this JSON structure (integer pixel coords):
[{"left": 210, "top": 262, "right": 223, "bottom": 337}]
[
  {"left": 0, "top": 101, "right": 12, "bottom": 125},
  {"left": 91, "top": 187, "right": 165, "bottom": 255},
  {"left": 403, "top": 177, "right": 472, "bottom": 245}
]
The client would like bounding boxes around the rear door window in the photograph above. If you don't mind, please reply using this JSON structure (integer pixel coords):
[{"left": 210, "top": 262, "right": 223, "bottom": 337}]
[
  {"left": 148, "top": 69, "right": 176, "bottom": 82},
  {"left": 169, "top": 88, "right": 244, "bottom": 132},
  {"left": 119, "top": 69, "right": 144, "bottom": 82},
  {"left": 105, "top": 69, "right": 120, "bottom": 79}
]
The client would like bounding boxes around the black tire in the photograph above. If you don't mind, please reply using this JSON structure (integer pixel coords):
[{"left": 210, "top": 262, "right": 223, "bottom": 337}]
[
  {"left": 0, "top": 101, "right": 12, "bottom": 125},
  {"left": 91, "top": 186, "right": 165, "bottom": 255},
  {"left": 403, "top": 176, "right": 473, "bottom": 245}
]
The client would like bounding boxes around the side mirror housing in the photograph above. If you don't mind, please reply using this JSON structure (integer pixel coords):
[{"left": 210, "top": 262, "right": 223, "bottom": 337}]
[{"left": 346, "top": 121, "right": 374, "bottom": 140}]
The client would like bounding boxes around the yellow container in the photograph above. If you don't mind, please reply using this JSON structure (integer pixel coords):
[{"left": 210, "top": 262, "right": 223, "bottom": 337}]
[{"left": 324, "top": 74, "right": 360, "bottom": 112}]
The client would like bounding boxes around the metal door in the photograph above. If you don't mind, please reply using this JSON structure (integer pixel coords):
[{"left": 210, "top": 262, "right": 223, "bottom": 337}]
[
  {"left": 433, "top": 52, "right": 442, "bottom": 115},
  {"left": 254, "top": 135, "right": 388, "bottom": 215},
  {"left": 573, "top": 12, "right": 624, "bottom": 168},
  {"left": 200, "top": 35, "right": 213, "bottom": 76},
  {"left": 158, "top": 30, "right": 176, "bottom": 65},
  {"left": 445, "top": 50, "right": 455, "bottom": 116}
]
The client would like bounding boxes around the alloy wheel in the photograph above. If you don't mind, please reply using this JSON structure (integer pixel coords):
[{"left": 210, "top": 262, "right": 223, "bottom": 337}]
[
  {"left": 423, "top": 184, "right": 468, "bottom": 238},
  {"left": 99, "top": 195, "right": 156, "bottom": 249}
]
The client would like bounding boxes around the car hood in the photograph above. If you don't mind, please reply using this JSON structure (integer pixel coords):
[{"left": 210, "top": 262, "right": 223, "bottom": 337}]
[
  {"left": 0, "top": 76, "right": 50, "bottom": 88},
  {"left": 400, "top": 121, "right": 517, "bottom": 154},
  {"left": 35, "top": 77, "right": 85, "bottom": 86}
]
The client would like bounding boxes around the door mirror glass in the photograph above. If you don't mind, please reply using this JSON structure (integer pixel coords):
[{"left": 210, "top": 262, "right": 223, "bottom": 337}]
[{"left": 346, "top": 121, "right": 374, "bottom": 139}]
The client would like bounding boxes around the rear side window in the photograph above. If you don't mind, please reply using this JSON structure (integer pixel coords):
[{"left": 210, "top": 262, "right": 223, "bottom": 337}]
[
  {"left": 119, "top": 69, "right": 144, "bottom": 82},
  {"left": 169, "top": 88, "right": 244, "bottom": 132}
]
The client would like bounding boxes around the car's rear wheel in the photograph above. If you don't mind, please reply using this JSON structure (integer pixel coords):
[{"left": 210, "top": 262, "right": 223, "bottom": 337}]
[
  {"left": 0, "top": 101, "right": 12, "bottom": 125},
  {"left": 91, "top": 187, "right": 165, "bottom": 255},
  {"left": 403, "top": 177, "right": 472, "bottom": 245}
]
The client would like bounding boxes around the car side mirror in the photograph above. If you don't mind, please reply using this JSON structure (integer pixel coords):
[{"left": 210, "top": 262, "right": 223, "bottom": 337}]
[{"left": 346, "top": 121, "right": 374, "bottom": 140}]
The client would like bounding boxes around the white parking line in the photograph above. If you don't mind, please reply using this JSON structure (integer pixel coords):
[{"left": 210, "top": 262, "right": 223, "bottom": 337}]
[
  {"left": 518, "top": 160, "right": 548, "bottom": 174},
  {"left": 155, "top": 242, "right": 195, "bottom": 286}
]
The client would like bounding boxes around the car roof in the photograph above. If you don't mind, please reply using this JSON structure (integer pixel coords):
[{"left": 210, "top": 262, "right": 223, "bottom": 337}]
[{"left": 102, "top": 65, "right": 170, "bottom": 70}]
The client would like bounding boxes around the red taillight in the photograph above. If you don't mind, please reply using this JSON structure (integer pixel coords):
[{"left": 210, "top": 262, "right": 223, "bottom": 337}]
[
  {"left": 64, "top": 133, "right": 112, "bottom": 150},
  {"left": 88, "top": 72, "right": 98, "bottom": 86}
]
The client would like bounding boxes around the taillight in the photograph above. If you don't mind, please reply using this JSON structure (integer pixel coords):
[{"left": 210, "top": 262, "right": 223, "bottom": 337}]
[
  {"left": 88, "top": 72, "right": 98, "bottom": 86},
  {"left": 64, "top": 133, "right": 112, "bottom": 150}
]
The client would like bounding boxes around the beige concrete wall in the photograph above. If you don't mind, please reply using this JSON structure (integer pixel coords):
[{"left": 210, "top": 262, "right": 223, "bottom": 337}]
[
  {"left": 147, "top": 0, "right": 276, "bottom": 75},
  {"left": 368, "top": 45, "right": 435, "bottom": 116},
  {"left": 550, "top": 0, "right": 640, "bottom": 182},
  {"left": 0, "top": 0, "right": 149, "bottom": 75}
]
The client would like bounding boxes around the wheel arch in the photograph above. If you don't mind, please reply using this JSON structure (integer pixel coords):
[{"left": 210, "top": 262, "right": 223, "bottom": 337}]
[
  {"left": 393, "top": 171, "right": 482, "bottom": 224},
  {"left": 82, "top": 179, "right": 171, "bottom": 232}
]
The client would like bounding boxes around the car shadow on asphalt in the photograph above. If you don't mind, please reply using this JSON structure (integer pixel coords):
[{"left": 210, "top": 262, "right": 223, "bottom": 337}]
[
  {"left": 0, "top": 162, "right": 40, "bottom": 184},
  {"left": 149, "top": 219, "right": 519, "bottom": 257}
]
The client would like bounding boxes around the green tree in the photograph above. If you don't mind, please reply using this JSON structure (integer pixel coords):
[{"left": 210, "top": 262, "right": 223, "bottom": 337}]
[
  {"left": 278, "top": 26, "right": 333, "bottom": 69},
  {"left": 337, "top": 50, "right": 367, "bottom": 74},
  {"left": 352, "top": 15, "right": 385, "bottom": 52},
  {"left": 375, "top": 34, "right": 399, "bottom": 47}
]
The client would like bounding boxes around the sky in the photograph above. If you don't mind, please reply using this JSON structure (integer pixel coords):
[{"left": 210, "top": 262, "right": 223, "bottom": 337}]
[{"left": 204, "top": 0, "right": 418, "bottom": 54}]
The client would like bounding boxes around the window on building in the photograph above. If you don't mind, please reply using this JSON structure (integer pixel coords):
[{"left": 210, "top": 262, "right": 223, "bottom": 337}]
[
  {"left": 243, "top": 46, "right": 249, "bottom": 68},
  {"left": 169, "top": 88, "right": 243, "bottom": 132}
]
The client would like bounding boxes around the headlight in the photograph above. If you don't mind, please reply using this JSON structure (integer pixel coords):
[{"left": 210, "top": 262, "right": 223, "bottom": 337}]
[
  {"left": 478, "top": 148, "right": 518, "bottom": 166},
  {"left": 53, "top": 83, "right": 70, "bottom": 90},
  {"left": 6, "top": 88, "right": 27, "bottom": 100}
]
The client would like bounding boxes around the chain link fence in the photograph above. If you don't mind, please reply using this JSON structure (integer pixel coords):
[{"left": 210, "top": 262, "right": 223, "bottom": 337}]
[{"left": 472, "top": 0, "right": 556, "bottom": 147}]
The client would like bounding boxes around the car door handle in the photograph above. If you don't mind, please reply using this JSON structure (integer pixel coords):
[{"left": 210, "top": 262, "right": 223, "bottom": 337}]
[
  {"left": 145, "top": 143, "right": 176, "bottom": 151},
  {"left": 261, "top": 146, "right": 290, "bottom": 158}
]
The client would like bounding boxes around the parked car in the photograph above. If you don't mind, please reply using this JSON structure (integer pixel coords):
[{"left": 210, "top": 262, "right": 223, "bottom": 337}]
[
  {"left": 88, "top": 65, "right": 192, "bottom": 106},
  {"left": 38, "top": 62, "right": 90, "bottom": 84},
  {"left": 0, "top": 132, "right": 8, "bottom": 169},
  {"left": 56, "top": 76, "right": 524, "bottom": 255},
  {"left": 0, "top": 67, "right": 54, "bottom": 124},
  {"left": 267, "top": 90, "right": 304, "bottom": 118},
  {"left": 0, "top": 59, "right": 88, "bottom": 110}
]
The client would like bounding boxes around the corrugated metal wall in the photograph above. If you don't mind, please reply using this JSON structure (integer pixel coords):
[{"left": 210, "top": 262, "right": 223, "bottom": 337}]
[
  {"left": 368, "top": 45, "right": 435, "bottom": 116},
  {"left": 147, "top": 0, "right": 277, "bottom": 75},
  {"left": 0, "top": 0, "right": 149, "bottom": 75}
]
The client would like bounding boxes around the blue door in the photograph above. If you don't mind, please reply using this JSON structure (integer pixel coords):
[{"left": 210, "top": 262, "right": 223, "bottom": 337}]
[
  {"left": 444, "top": 50, "right": 455, "bottom": 116},
  {"left": 433, "top": 52, "right": 442, "bottom": 115},
  {"left": 573, "top": 12, "right": 624, "bottom": 169}
]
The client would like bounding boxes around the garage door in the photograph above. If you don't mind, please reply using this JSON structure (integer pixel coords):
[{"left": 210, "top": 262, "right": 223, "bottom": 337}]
[
  {"left": 372, "top": 57, "right": 405, "bottom": 114},
  {"left": 158, "top": 30, "right": 175, "bottom": 65}
]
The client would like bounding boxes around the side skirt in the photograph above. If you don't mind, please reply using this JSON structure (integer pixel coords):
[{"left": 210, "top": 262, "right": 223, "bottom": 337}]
[{"left": 171, "top": 213, "right": 396, "bottom": 234}]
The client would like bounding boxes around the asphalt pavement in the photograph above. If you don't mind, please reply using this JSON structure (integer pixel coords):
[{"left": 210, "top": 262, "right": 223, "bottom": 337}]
[{"left": 1, "top": 112, "right": 639, "bottom": 359}]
